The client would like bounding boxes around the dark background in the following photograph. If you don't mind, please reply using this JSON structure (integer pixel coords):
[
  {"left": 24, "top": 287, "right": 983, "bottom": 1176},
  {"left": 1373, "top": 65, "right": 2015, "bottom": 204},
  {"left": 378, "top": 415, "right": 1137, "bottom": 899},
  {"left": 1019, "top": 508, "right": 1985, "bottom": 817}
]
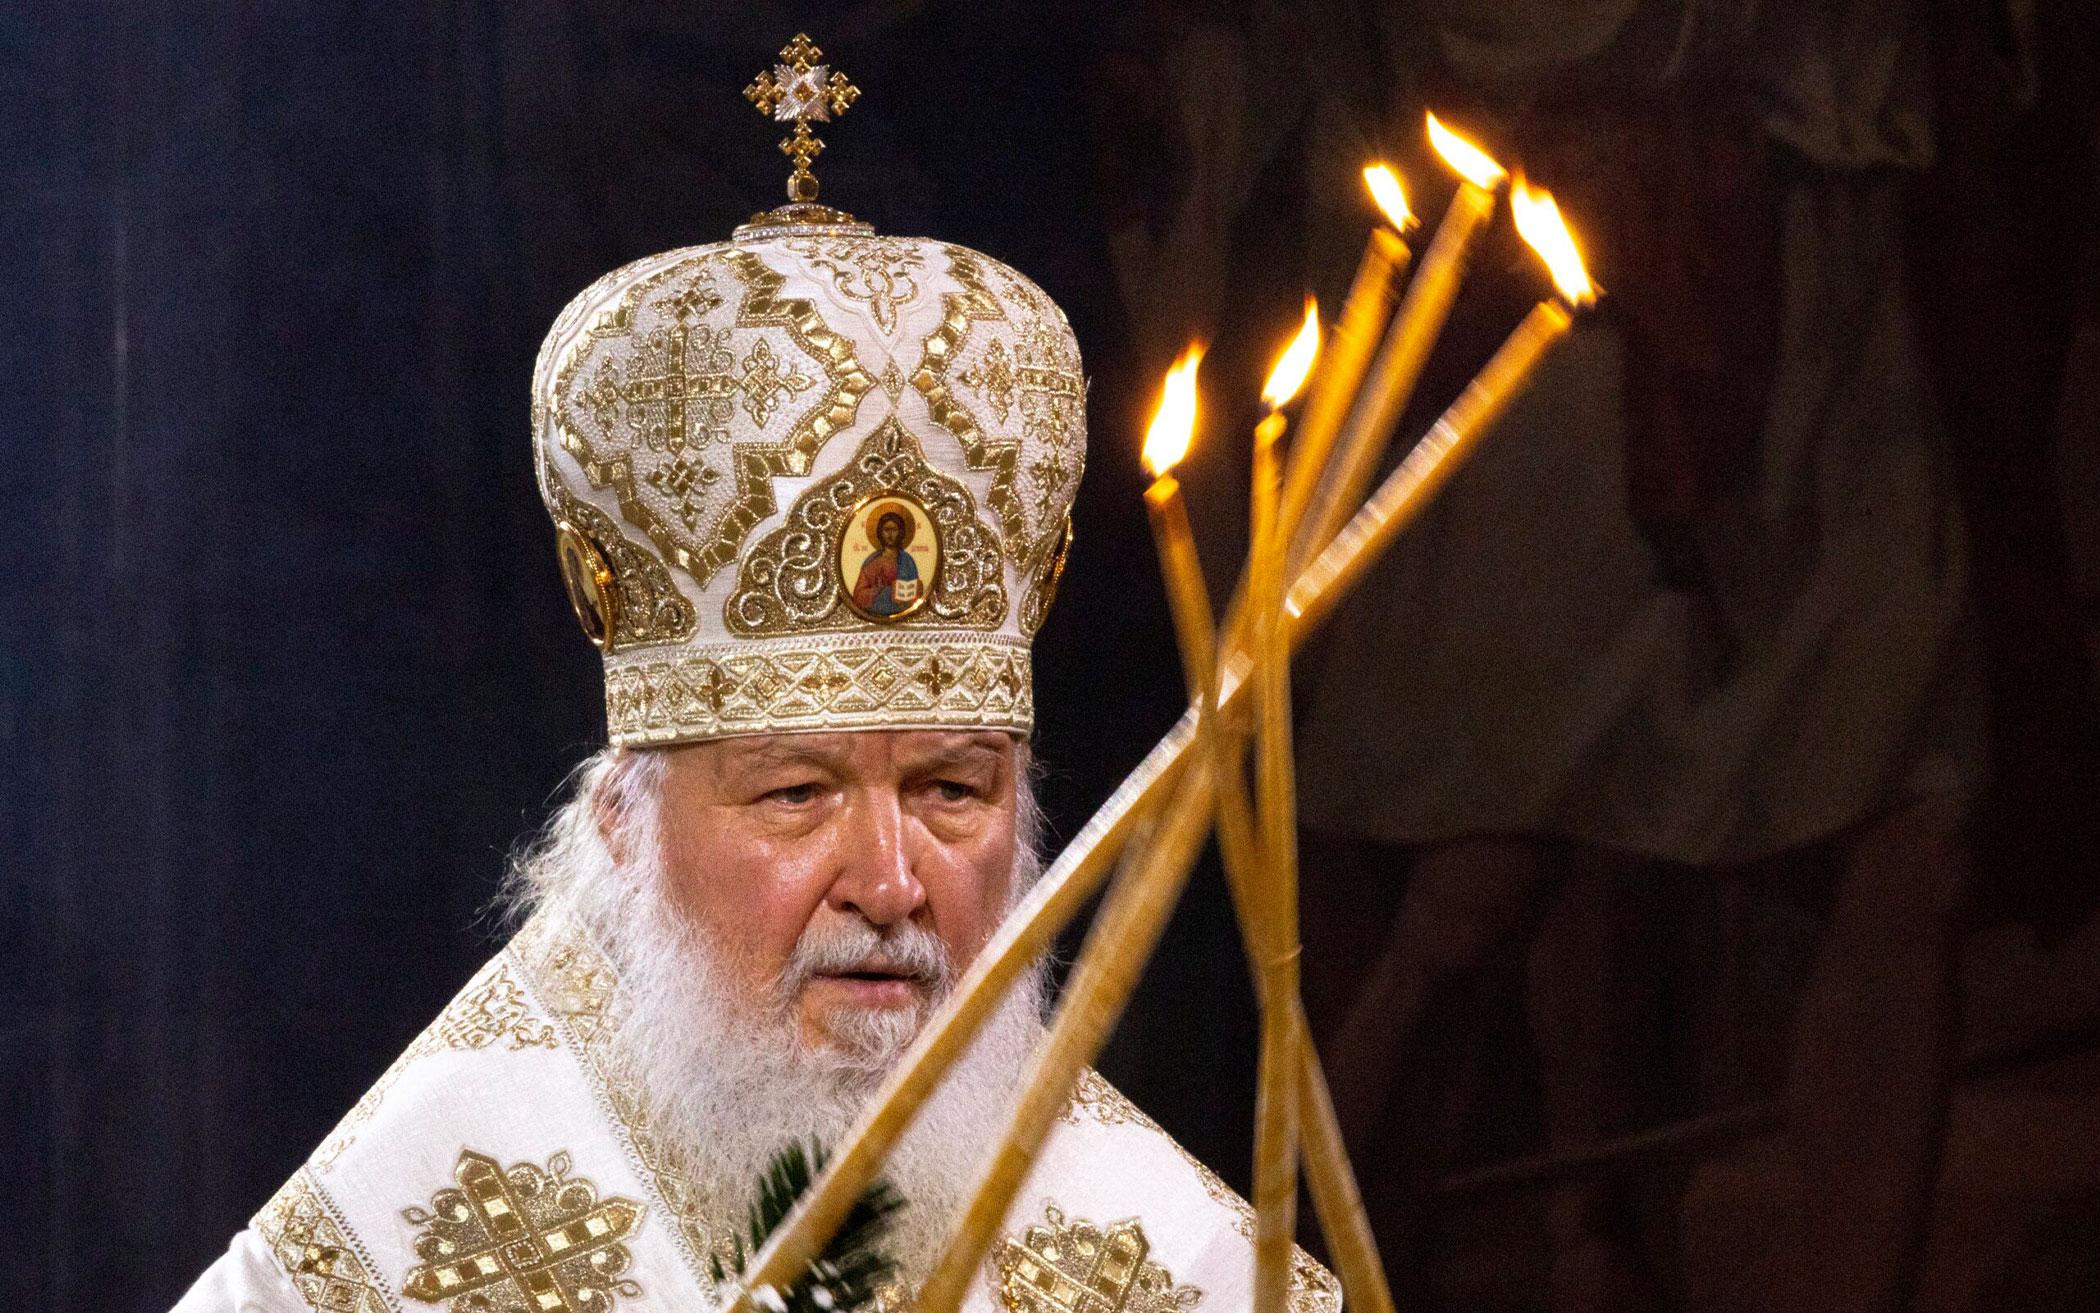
[{"left": 9, "top": 3, "right": 2100, "bottom": 1312}]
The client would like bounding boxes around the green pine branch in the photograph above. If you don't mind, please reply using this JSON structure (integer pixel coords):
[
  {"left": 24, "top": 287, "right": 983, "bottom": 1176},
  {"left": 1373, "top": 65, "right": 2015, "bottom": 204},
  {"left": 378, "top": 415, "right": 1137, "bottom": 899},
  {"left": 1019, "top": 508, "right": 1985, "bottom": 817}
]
[{"left": 710, "top": 1139, "right": 907, "bottom": 1313}]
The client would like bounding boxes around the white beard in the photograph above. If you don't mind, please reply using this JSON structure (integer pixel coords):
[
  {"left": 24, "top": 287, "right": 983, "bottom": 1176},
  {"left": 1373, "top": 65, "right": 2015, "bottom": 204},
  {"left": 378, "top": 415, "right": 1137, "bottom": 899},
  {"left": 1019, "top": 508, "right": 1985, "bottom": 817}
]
[{"left": 505, "top": 749, "right": 1049, "bottom": 1284}]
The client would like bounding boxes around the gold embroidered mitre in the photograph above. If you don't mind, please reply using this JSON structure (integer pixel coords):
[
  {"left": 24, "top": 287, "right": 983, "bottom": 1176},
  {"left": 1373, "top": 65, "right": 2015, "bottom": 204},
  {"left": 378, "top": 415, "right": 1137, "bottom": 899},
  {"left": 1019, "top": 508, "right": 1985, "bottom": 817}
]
[{"left": 531, "top": 36, "right": 1084, "bottom": 746}]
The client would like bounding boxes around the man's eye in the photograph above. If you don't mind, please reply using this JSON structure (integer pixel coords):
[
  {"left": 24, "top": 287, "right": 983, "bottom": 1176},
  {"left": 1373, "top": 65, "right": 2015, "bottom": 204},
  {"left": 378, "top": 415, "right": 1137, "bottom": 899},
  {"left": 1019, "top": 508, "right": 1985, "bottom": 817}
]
[
  {"left": 931, "top": 779, "right": 977, "bottom": 803},
  {"left": 764, "top": 783, "right": 821, "bottom": 805}
]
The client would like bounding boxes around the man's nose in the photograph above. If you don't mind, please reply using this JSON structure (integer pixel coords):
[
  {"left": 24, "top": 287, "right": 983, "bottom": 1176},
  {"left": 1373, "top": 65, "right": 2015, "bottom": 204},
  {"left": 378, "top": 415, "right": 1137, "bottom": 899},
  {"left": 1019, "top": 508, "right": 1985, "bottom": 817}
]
[{"left": 826, "top": 792, "right": 926, "bottom": 927}]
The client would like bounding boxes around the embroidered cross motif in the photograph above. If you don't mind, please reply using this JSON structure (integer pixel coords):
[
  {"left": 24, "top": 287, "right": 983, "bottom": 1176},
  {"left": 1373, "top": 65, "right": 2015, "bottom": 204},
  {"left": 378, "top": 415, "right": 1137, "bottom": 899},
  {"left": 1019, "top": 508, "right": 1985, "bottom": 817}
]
[
  {"left": 993, "top": 1204, "right": 1203, "bottom": 1313},
  {"left": 959, "top": 325, "right": 1083, "bottom": 491},
  {"left": 1032, "top": 450, "right": 1079, "bottom": 496},
  {"left": 595, "top": 322, "right": 812, "bottom": 454},
  {"left": 961, "top": 340, "right": 1019, "bottom": 423},
  {"left": 645, "top": 457, "right": 722, "bottom": 528},
  {"left": 914, "top": 653, "right": 956, "bottom": 700},
  {"left": 255, "top": 1173, "right": 390, "bottom": 1313},
  {"left": 686, "top": 662, "right": 729, "bottom": 715},
  {"left": 800, "top": 665, "right": 855, "bottom": 700},
  {"left": 732, "top": 339, "right": 815, "bottom": 426},
  {"left": 400, "top": 1149, "right": 643, "bottom": 1313},
  {"left": 1015, "top": 323, "right": 1084, "bottom": 456}
]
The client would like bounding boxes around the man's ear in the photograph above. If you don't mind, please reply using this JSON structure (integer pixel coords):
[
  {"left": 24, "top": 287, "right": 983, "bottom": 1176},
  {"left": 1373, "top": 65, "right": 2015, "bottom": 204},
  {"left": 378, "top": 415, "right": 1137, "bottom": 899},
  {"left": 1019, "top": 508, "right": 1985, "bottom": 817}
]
[
  {"left": 589, "top": 769, "right": 628, "bottom": 869},
  {"left": 1010, "top": 734, "right": 1035, "bottom": 802},
  {"left": 594, "top": 746, "right": 681, "bottom": 874},
  {"left": 591, "top": 754, "right": 647, "bottom": 871}
]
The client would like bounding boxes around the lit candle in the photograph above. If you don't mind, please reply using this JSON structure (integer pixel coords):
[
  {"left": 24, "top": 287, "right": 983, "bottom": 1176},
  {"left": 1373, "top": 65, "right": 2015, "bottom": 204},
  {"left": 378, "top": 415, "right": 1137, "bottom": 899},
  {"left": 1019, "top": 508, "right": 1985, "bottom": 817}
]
[
  {"left": 1249, "top": 300, "right": 1318, "bottom": 1313},
  {"left": 1137, "top": 349, "right": 1250, "bottom": 890},
  {"left": 1250, "top": 301, "right": 1321, "bottom": 699},
  {"left": 1292, "top": 113, "right": 1508, "bottom": 570},
  {"left": 1143, "top": 343, "right": 1398, "bottom": 1313},
  {"left": 1277, "top": 166, "right": 1413, "bottom": 547},
  {"left": 1141, "top": 346, "right": 1214, "bottom": 711},
  {"left": 1140, "top": 349, "right": 1242, "bottom": 854},
  {"left": 1288, "top": 178, "right": 1595, "bottom": 635}
]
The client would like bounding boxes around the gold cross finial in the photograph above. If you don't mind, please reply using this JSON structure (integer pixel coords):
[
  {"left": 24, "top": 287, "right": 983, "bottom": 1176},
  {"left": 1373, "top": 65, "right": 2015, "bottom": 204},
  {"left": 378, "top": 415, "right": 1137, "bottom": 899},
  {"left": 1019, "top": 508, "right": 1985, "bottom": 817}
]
[{"left": 744, "top": 33, "right": 860, "bottom": 204}]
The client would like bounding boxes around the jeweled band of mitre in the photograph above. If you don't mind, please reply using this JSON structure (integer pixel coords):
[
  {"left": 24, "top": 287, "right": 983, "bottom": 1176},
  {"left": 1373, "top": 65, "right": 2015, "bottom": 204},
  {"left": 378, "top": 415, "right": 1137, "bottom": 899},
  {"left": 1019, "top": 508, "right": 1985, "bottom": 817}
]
[{"left": 530, "top": 60, "right": 1085, "bottom": 745}]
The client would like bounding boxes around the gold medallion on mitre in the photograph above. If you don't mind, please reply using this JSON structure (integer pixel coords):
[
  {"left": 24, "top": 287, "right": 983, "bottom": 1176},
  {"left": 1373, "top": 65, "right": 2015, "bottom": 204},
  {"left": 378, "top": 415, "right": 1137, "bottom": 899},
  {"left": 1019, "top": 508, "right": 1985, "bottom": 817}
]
[{"left": 532, "top": 34, "right": 1085, "bottom": 745}]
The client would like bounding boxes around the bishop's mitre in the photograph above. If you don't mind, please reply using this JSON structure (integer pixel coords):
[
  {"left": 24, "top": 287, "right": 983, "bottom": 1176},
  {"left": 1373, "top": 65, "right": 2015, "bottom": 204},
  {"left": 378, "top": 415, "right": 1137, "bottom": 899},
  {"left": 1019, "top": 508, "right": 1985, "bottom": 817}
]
[{"left": 531, "top": 122, "right": 1085, "bottom": 747}]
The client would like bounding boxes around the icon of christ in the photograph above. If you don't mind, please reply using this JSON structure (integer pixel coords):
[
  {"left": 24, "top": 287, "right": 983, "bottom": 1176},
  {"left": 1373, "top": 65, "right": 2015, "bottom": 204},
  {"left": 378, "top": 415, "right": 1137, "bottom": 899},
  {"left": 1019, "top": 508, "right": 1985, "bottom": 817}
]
[{"left": 851, "top": 503, "right": 922, "bottom": 617}]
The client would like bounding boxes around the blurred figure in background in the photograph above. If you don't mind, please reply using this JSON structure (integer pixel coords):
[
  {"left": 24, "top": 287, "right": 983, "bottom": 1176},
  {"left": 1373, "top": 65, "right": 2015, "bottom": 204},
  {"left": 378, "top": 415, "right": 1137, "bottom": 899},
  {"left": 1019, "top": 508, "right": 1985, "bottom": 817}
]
[{"left": 1091, "top": 1, "right": 2099, "bottom": 1309}]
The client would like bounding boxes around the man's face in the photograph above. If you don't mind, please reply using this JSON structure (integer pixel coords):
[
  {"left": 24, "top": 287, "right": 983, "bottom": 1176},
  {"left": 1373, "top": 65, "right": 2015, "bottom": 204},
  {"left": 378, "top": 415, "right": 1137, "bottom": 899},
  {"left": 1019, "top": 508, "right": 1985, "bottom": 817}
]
[
  {"left": 655, "top": 729, "right": 1022, "bottom": 1051},
  {"left": 878, "top": 517, "right": 902, "bottom": 548}
]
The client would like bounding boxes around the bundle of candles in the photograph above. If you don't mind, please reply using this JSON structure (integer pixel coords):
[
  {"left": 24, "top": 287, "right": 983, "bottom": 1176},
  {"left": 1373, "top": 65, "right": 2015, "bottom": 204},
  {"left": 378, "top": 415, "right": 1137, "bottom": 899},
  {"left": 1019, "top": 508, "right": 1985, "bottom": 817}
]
[{"left": 733, "top": 114, "right": 1597, "bottom": 1313}]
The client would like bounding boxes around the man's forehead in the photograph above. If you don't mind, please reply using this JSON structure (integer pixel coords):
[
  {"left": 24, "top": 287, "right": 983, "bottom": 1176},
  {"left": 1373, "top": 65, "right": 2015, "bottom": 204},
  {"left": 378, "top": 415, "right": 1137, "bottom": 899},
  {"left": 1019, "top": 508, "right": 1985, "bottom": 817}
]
[{"left": 694, "top": 729, "right": 1016, "bottom": 772}]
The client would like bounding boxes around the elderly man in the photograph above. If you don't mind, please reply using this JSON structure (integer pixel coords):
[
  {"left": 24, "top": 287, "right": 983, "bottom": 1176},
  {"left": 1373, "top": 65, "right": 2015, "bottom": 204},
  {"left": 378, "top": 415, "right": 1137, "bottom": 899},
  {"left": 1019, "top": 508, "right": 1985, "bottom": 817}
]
[{"left": 171, "top": 42, "right": 1338, "bottom": 1313}]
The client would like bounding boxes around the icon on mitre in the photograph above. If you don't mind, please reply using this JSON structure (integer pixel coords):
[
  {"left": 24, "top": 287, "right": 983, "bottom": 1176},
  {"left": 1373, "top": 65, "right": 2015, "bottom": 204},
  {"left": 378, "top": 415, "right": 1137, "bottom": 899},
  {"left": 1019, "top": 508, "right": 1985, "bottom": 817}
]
[{"left": 839, "top": 494, "right": 939, "bottom": 622}]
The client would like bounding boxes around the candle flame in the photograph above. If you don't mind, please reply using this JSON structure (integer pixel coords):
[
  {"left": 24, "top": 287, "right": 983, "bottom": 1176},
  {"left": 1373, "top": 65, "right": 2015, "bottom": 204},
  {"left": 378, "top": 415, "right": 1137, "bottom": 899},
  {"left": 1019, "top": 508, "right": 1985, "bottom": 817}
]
[
  {"left": 1262, "top": 299, "right": 1322, "bottom": 410},
  {"left": 1363, "top": 164, "right": 1414, "bottom": 232},
  {"left": 1425, "top": 112, "right": 1507, "bottom": 190},
  {"left": 1511, "top": 178, "right": 1594, "bottom": 306},
  {"left": 1143, "top": 345, "right": 1205, "bottom": 478}
]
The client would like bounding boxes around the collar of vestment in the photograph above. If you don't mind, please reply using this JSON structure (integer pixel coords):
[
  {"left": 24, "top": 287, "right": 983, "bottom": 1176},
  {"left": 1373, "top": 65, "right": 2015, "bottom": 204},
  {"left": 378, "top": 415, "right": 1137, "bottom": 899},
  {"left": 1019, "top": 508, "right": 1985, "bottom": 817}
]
[{"left": 236, "top": 911, "right": 1341, "bottom": 1313}]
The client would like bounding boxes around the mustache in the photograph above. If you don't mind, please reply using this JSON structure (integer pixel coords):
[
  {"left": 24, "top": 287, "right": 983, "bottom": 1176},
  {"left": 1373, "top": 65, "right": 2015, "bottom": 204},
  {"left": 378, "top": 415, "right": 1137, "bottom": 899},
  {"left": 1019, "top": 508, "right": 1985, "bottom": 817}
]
[{"left": 780, "top": 919, "right": 955, "bottom": 996}]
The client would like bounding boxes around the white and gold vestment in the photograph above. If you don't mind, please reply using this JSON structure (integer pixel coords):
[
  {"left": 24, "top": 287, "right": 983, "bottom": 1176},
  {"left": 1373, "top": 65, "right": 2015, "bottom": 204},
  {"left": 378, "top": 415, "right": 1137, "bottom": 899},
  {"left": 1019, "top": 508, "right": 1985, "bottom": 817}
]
[{"left": 171, "top": 912, "right": 1340, "bottom": 1313}]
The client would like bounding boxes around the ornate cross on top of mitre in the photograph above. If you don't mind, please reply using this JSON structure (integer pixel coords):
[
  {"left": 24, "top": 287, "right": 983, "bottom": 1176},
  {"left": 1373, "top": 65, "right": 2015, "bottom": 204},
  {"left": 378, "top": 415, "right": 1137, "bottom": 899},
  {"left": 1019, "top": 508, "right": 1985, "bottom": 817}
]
[{"left": 745, "top": 33, "right": 861, "bottom": 206}]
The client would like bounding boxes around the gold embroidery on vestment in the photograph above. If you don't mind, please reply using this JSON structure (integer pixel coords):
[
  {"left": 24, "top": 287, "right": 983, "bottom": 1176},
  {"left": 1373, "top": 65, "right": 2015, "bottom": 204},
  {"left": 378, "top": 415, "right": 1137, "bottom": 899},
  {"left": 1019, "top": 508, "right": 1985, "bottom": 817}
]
[
  {"left": 726, "top": 418, "right": 1006, "bottom": 635},
  {"left": 912, "top": 247, "right": 1024, "bottom": 556},
  {"left": 993, "top": 1203, "right": 1203, "bottom": 1313},
  {"left": 1003, "top": 286, "right": 1085, "bottom": 559},
  {"left": 507, "top": 920, "right": 739, "bottom": 1280},
  {"left": 960, "top": 339, "right": 1019, "bottom": 424},
  {"left": 1063, "top": 1072, "right": 1342, "bottom": 1313},
  {"left": 400, "top": 1148, "right": 643, "bottom": 1313},
  {"left": 310, "top": 958, "right": 562, "bottom": 1172},
  {"left": 431, "top": 962, "right": 562, "bottom": 1053},
  {"left": 254, "top": 1171, "right": 390, "bottom": 1313}
]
